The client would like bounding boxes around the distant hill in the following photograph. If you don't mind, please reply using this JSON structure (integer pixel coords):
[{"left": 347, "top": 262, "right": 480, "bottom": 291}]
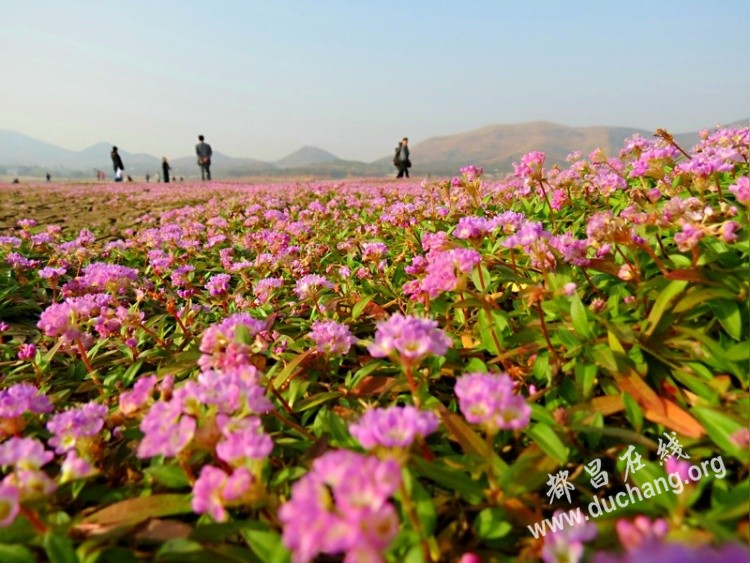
[
  {"left": 275, "top": 146, "right": 341, "bottom": 168},
  {"left": 0, "top": 130, "right": 74, "bottom": 167},
  {"left": 1, "top": 120, "right": 745, "bottom": 179},
  {"left": 399, "top": 119, "right": 748, "bottom": 176},
  {"left": 396, "top": 121, "right": 649, "bottom": 175}
]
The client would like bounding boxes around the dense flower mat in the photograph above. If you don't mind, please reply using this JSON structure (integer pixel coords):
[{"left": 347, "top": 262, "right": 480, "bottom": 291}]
[{"left": 0, "top": 128, "right": 748, "bottom": 562}]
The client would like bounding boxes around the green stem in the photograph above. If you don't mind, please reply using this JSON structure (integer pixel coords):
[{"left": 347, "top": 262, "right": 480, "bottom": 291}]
[
  {"left": 485, "top": 431, "right": 500, "bottom": 498},
  {"left": 399, "top": 479, "right": 434, "bottom": 562}
]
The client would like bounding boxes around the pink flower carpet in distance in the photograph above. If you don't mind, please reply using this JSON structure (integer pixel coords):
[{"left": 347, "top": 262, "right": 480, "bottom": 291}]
[{"left": 0, "top": 125, "right": 747, "bottom": 561}]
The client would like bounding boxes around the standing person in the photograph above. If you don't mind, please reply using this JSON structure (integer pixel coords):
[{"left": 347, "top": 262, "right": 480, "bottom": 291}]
[
  {"left": 195, "top": 135, "right": 212, "bottom": 181},
  {"left": 111, "top": 146, "right": 125, "bottom": 182},
  {"left": 394, "top": 137, "right": 411, "bottom": 178},
  {"left": 162, "top": 157, "right": 171, "bottom": 183}
]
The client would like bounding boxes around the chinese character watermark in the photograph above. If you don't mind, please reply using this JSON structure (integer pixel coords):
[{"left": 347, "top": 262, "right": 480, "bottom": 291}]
[
  {"left": 584, "top": 458, "right": 609, "bottom": 489},
  {"left": 546, "top": 470, "right": 576, "bottom": 504},
  {"left": 618, "top": 445, "right": 645, "bottom": 481}
]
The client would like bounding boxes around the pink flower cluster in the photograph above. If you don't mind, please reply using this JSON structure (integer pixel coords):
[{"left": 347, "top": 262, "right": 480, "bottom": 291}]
[
  {"left": 349, "top": 405, "right": 439, "bottom": 450},
  {"left": 61, "top": 262, "right": 139, "bottom": 296},
  {"left": 0, "top": 383, "right": 52, "bottom": 421},
  {"left": 368, "top": 313, "right": 452, "bottom": 366},
  {"left": 198, "top": 312, "right": 268, "bottom": 371},
  {"left": 137, "top": 365, "right": 272, "bottom": 460},
  {"left": 279, "top": 450, "right": 402, "bottom": 562},
  {"left": 308, "top": 320, "right": 356, "bottom": 355},
  {"left": 37, "top": 293, "right": 113, "bottom": 345},
  {"left": 46, "top": 402, "right": 108, "bottom": 454},
  {"left": 191, "top": 464, "right": 253, "bottom": 522},
  {"left": 205, "top": 273, "right": 231, "bottom": 297},
  {"left": 293, "top": 274, "right": 334, "bottom": 300},
  {"left": 0, "top": 437, "right": 57, "bottom": 525},
  {"left": 455, "top": 372, "right": 531, "bottom": 432}
]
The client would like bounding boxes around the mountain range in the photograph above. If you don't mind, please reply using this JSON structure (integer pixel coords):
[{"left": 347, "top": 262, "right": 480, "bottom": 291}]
[{"left": 1, "top": 120, "right": 744, "bottom": 180}]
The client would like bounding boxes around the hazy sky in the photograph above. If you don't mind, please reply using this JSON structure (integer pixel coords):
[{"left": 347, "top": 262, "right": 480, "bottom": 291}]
[{"left": 2, "top": 1, "right": 747, "bottom": 161}]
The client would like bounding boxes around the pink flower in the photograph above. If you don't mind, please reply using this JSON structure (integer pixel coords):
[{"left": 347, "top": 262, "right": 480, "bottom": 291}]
[
  {"left": 16, "top": 343, "right": 36, "bottom": 361},
  {"left": 0, "top": 383, "right": 52, "bottom": 418},
  {"left": 215, "top": 416, "right": 273, "bottom": 467},
  {"left": 205, "top": 273, "right": 231, "bottom": 297},
  {"left": 198, "top": 313, "right": 267, "bottom": 371},
  {"left": 368, "top": 314, "right": 452, "bottom": 365},
  {"left": 616, "top": 516, "right": 668, "bottom": 550},
  {"left": 118, "top": 375, "right": 158, "bottom": 415},
  {"left": 730, "top": 427, "right": 750, "bottom": 449},
  {"left": 294, "top": 274, "right": 334, "bottom": 300},
  {"left": 542, "top": 509, "right": 597, "bottom": 563},
  {"left": 513, "top": 151, "right": 546, "bottom": 181},
  {"left": 349, "top": 406, "right": 439, "bottom": 450},
  {"left": 278, "top": 450, "right": 402, "bottom": 562},
  {"left": 0, "top": 484, "right": 20, "bottom": 527},
  {"left": 308, "top": 320, "right": 356, "bottom": 355},
  {"left": 665, "top": 456, "right": 696, "bottom": 483},
  {"left": 728, "top": 176, "right": 750, "bottom": 205},
  {"left": 455, "top": 372, "right": 531, "bottom": 432},
  {"left": 674, "top": 223, "right": 704, "bottom": 252},
  {"left": 191, "top": 465, "right": 252, "bottom": 522}
]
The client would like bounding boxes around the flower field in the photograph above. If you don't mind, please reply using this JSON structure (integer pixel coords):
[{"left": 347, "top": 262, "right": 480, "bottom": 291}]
[{"left": 0, "top": 128, "right": 748, "bottom": 562}]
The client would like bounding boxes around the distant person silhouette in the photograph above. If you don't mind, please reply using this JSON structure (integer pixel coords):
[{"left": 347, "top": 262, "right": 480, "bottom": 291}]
[
  {"left": 111, "top": 146, "right": 125, "bottom": 182},
  {"left": 162, "top": 157, "right": 171, "bottom": 183},
  {"left": 195, "top": 135, "right": 212, "bottom": 180},
  {"left": 146, "top": 174, "right": 150, "bottom": 183},
  {"left": 395, "top": 137, "right": 411, "bottom": 178},
  {"left": 46, "top": 173, "right": 51, "bottom": 182}
]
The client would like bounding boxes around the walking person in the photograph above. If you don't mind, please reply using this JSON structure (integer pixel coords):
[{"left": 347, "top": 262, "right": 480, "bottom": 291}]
[
  {"left": 195, "top": 135, "right": 213, "bottom": 181},
  {"left": 111, "top": 146, "right": 125, "bottom": 182},
  {"left": 162, "top": 157, "right": 171, "bottom": 183},
  {"left": 394, "top": 137, "right": 411, "bottom": 178}
]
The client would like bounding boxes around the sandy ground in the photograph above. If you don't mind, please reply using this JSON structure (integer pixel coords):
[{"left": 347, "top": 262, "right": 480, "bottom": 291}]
[{"left": 0, "top": 181, "right": 215, "bottom": 237}]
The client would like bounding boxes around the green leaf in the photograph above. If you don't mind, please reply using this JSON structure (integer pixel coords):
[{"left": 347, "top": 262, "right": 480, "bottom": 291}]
[
  {"left": 527, "top": 424, "right": 569, "bottom": 464},
  {"left": 644, "top": 280, "right": 688, "bottom": 338},
  {"left": 574, "top": 363, "right": 597, "bottom": 397},
  {"left": 44, "top": 531, "right": 79, "bottom": 563},
  {"left": 292, "top": 391, "right": 342, "bottom": 413},
  {"left": 474, "top": 508, "right": 512, "bottom": 540},
  {"left": 590, "top": 345, "right": 617, "bottom": 372},
  {"left": 621, "top": 392, "right": 643, "bottom": 432},
  {"left": 240, "top": 522, "right": 291, "bottom": 563},
  {"left": 411, "top": 458, "right": 484, "bottom": 504},
  {"left": 625, "top": 460, "right": 677, "bottom": 512},
  {"left": 725, "top": 341, "right": 750, "bottom": 362},
  {"left": 570, "top": 296, "right": 592, "bottom": 339},
  {"left": 477, "top": 309, "right": 499, "bottom": 354},
  {"left": 235, "top": 323, "right": 252, "bottom": 345},
  {"left": 692, "top": 407, "right": 749, "bottom": 462},
  {"left": 272, "top": 351, "right": 312, "bottom": 387},
  {"left": 500, "top": 444, "right": 560, "bottom": 495},
  {"left": 144, "top": 465, "right": 190, "bottom": 489},
  {"left": 709, "top": 299, "right": 743, "bottom": 341},
  {"left": 154, "top": 539, "right": 204, "bottom": 562},
  {"left": 351, "top": 295, "right": 374, "bottom": 320},
  {"left": 0, "top": 544, "right": 36, "bottom": 563},
  {"left": 470, "top": 264, "right": 492, "bottom": 292}
]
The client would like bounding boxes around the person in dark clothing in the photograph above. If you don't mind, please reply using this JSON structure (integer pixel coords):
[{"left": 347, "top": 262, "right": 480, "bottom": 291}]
[
  {"left": 195, "top": 135, "right": 212, "bottom": 181},
  {"left": 162, "top": 157, "right": 171, "bottom": 183},
  {"left": 395, "top": 137, "right": 411, "bottom": 178},
  {"left": 111, "top": 146, "right": 125, "bottom": 182}
]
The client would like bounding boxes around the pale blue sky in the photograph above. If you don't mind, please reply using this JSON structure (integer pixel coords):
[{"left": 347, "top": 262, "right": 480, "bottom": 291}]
[{"left": 1, "top": 1, "right": 747, "bottom": 161}]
